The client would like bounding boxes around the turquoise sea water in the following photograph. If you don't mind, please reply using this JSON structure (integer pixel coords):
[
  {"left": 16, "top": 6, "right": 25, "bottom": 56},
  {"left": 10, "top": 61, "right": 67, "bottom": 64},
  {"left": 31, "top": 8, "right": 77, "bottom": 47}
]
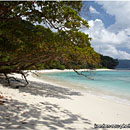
[{"left": 40, "top": 70, "right": 130, "bottom": 105}]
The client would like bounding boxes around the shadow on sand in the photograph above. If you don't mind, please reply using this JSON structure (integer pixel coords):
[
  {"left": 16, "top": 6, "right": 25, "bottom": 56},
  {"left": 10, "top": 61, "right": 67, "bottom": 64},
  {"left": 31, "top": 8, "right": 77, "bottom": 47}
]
[
  {"left": 0, "top": 77, "right": 82, "bottom": 99},
  {"left": 0, "top": 76, "right": 108, "bottom": 130}
]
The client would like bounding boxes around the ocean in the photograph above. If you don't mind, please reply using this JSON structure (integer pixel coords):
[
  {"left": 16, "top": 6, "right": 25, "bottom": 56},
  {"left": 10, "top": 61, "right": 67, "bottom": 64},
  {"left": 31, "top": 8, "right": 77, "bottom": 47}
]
[{"left": 40, "top": 70, "right": 130, "bottom": 105}]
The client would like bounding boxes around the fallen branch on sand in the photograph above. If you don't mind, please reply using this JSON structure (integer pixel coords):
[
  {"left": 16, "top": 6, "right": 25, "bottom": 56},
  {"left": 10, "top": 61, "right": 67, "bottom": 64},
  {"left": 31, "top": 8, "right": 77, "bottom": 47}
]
[{"left": 73, "top": 69, "right": 95, "bottom": 80}]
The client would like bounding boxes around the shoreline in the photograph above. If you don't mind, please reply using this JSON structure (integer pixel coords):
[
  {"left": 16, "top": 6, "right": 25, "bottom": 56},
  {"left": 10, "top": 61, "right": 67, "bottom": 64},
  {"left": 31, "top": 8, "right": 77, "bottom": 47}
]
[
  {"left": 30, "top": 68, "right": 114, "bottom": 73},
  {"left": 35, "top": 69, "right": 130, "bottom": 106},
  {"left": 0, "top": 69, "right": 130, "bottom": 129}
]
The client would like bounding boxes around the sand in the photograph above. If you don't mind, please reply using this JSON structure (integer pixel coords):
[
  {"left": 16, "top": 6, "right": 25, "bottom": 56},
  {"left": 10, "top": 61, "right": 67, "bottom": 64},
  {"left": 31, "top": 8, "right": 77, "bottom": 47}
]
[{"left": 0, "top": 69, "right": 130, "bottom": 130}]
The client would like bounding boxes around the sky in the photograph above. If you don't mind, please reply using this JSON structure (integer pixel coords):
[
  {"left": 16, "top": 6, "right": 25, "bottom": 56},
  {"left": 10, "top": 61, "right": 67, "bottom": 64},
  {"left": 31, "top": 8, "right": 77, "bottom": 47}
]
[{"left": 80, "top": 1, "right": 130, "bottom": 60}]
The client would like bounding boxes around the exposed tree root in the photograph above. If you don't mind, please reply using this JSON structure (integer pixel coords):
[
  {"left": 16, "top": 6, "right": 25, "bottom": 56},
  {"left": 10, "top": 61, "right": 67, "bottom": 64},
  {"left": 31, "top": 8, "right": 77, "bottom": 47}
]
[
  {"left": 20, "top": 71, "right": 29, "bottom": 86},
  {"left": 4, "top": 73, "right": 11, "bottom": 86},
  {"left": 1, "top": 71, "right": 29, "bottom": 87}
]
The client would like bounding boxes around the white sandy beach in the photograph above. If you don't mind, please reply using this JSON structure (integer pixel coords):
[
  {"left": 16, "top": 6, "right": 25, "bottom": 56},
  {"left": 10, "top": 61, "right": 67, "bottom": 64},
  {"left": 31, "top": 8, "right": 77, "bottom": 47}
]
[{"left": 0, "top": 69, "right": 130, "bottom": 130}]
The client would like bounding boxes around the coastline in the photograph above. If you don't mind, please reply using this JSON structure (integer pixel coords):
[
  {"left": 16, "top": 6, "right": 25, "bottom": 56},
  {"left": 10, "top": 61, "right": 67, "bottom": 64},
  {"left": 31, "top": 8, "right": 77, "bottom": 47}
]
[
  {"left": 0, "top": 69, "right": 130, "bottom": 129},
  {"left": 30, "top": 68, "right": 114, "bottom": 73},
  {"left": 36, "top": 69, "right": 130, "bottom": 106}
]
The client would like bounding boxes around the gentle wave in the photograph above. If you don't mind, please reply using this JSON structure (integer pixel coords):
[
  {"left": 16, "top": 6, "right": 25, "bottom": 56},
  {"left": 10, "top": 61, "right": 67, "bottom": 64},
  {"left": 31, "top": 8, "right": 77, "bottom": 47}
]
[{"left": 39, "top": 70, "right": 130, "bottom": 105}]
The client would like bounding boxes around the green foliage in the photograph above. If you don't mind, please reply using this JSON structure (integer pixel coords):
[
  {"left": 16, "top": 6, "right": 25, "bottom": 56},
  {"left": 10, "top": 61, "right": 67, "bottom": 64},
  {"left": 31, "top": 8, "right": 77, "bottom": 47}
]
[
  {"left": 0, "top": 1, "right": 100, "bottom": 74},
  {"left": 0, "top": 1, "right": 88, "bottom": 31},
  {"left": 100, "top": 55, "right": 119, "bottom": 69}
]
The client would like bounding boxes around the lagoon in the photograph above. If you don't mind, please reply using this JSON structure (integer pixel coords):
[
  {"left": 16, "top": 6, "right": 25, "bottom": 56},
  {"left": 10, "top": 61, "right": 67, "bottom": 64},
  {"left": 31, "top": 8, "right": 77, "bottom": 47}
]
[{"left": 40, "top": 70, "right": 130, "bottom": 105}]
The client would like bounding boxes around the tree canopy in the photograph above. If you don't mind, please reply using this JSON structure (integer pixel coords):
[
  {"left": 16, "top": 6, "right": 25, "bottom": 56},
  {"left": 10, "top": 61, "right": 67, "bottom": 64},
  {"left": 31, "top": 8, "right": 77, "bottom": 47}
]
[
  {"left": 100, "top": 55, "right": 118, "bottom": 69},
  {"left": 0, "top": 1, "right": 101, "bottom": 84}
]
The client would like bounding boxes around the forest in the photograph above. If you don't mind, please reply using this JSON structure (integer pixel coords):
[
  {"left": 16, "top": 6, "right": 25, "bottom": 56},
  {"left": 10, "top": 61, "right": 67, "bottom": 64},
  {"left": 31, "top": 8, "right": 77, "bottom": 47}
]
[{"left": 0, "top": 1, "right": 118, "bottom": 81}]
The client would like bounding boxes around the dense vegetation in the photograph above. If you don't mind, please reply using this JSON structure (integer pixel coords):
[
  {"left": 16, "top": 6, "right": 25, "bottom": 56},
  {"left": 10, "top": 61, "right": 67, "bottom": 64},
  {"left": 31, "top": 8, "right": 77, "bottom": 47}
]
[
  {"left": 100, "top": 55, "right": 118, "bottom": 69},
  {"left": 0, "top": 1, "right": 100, "bottom": 82},
  {"left": 42, "top": 54, "right": 118, "bottom": 69},
  {"left": 0, "top": 2, "right": 118, "bottom": 85}
]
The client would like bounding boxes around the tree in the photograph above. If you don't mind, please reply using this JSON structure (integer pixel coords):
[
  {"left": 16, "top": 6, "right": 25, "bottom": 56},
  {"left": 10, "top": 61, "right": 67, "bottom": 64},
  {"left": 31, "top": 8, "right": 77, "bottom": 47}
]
[
  {"left": 0, "top": 1, "right": 100, "bottom": 85},
  {"left": 100, "top": 55, "right": 118, "bottom": 69}
]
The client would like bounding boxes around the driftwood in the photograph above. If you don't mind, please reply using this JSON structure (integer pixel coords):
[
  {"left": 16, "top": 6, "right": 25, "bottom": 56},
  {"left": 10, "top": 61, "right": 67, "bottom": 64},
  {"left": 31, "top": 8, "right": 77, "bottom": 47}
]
[{"left": 73, "top": 69, "right": 95, "bottom": 80}]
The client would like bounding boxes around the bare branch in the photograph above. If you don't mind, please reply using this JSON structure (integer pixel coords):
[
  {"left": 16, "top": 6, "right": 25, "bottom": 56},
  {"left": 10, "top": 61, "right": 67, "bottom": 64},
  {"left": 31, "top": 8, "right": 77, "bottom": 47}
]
[
  {"left": 73, "top": 69, "right": 94, "bottom": 80},
  {"left": 20, "top": 71, "right": 29, "bottom": 86}
]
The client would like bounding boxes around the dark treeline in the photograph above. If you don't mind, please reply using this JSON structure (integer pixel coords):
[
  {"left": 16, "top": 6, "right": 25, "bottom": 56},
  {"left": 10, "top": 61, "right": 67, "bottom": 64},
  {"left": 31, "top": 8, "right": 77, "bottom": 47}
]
[
  {"left": 100, "top": 55, "right": 118, "bottom": 69},
  {"left": 39, "top": 54, "right": 119, "bottom": 70}
]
